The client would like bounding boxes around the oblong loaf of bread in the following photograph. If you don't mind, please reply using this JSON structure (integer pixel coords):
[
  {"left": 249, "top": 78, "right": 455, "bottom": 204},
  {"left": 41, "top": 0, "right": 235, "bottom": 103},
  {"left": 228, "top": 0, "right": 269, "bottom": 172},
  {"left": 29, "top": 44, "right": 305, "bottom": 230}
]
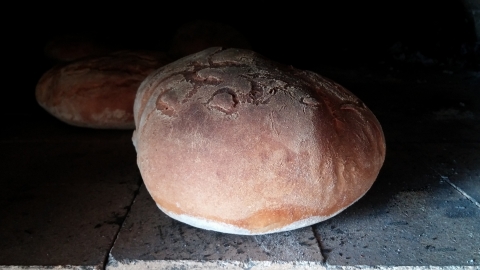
[
  {"left": 133, "top": 47, "right": 386, "bottom": 234},
  {"left": 36, "top": 50, "right": 171, "bottom": 129}
]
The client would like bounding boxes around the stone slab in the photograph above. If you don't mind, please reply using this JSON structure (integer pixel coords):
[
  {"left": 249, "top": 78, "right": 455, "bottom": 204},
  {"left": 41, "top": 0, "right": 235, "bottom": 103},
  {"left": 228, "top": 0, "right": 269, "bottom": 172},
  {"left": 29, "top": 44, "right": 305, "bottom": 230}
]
[
  {"left": 0, "top": 184, "right": 135, "bottom": 268},
  {"left": 2, "top": 66, "right": 479, "bottom": 270},
  {"left": 314, "top": 143, "right": 480, "bottom": 266},
  {"left": 423, "top": 143, "right": 480, "bottom": 204},
  {"left": 0, "top": 140, "right": 141, "bottom": 268},
  {"left": 0, "top": 266, "right": 102, "bottom": 270},
  {"left": 1, "top": 109, "right": 133, "bottom": 143},
  {"left": 0, "top": 141, "right": 139, "bottom": 187},
  {"left": 107, "top": 185, "right": 324, "bottom": 269}
]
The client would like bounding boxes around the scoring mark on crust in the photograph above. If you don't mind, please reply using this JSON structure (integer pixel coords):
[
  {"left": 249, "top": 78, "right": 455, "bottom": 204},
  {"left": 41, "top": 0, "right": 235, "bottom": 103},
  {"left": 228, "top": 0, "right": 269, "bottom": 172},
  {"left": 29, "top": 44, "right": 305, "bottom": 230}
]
[
  {"left": 300, "top": 96, "right": 320, "bottom": 106},
  {"left": 186, "top": 69, "right": 223, "bottom": 85},
  {"left": 155, "top": 77, "right": 195, "bottom": 116},
  {"left": 156, "top": 98, "right": 176, "bottom": 117},
  {"left": 206, "top": 88, "right": 239, "bottom": 114},
  {"left": 246, "top": 81, "right": 278, "bottom": 105}
]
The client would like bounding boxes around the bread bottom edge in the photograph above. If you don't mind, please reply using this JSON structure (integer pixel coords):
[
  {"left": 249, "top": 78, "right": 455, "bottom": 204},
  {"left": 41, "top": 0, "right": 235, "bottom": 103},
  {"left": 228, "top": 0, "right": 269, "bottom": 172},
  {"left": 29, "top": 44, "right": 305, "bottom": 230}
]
[{"left": 155, "top": 203, "right": 345, "bottom": 235}]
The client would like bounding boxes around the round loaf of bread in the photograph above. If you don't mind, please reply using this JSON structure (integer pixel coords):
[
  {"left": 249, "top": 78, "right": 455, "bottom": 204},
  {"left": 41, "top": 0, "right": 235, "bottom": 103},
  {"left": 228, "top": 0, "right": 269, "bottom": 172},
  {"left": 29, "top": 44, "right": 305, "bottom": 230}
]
[
  {"left": 36, "top": 50, "right": 171, "bottom": 129},
  {"left": 133, "top": 47, "right": 386, "bottom": 234}
]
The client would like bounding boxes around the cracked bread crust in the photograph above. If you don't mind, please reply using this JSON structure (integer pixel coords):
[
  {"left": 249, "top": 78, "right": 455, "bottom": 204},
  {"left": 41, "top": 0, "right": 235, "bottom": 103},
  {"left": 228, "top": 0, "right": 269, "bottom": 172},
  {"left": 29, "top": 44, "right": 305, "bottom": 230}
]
[
  {"left": 35, "top": 50, "right": 171, "bottom": 129},
  {"left": 133, "top": 47, "right": 386, "bottom": 235}
]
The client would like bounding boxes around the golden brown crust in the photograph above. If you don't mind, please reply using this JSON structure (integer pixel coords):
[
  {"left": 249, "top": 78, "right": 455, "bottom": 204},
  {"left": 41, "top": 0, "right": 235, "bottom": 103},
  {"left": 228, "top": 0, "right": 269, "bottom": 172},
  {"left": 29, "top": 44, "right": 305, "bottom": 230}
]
[
  {"left": 36, "top": 50, "right": 172, "bottom": 129},
  {"left": 133, "top": 47, "right": 386, "bottom": 234}
]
